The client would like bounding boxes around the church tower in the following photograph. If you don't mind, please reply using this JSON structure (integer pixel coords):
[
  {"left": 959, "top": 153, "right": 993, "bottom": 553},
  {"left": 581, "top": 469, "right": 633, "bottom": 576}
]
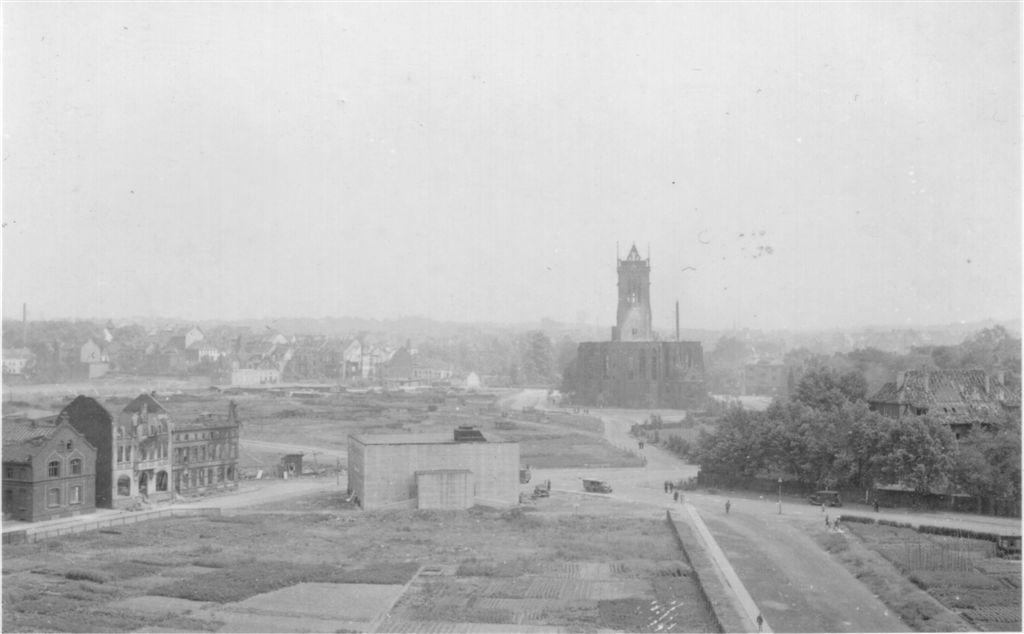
[{"left": 613, "top": 244, "right": 653, "bottom": 341}]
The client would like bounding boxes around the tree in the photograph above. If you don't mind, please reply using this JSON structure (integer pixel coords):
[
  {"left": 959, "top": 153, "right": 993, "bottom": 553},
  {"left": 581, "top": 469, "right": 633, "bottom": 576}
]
[
  {"left": 793, "top": 367, "right": 867, "bottom": 410},
  {"left": 876, "top": 415, "right": 954, "bottom": 499}
]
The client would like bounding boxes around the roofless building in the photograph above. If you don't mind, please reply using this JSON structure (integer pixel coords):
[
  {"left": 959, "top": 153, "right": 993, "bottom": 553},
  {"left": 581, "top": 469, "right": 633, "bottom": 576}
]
[{"left": 569, "top": 244, "right": 706, "bottom": 408}]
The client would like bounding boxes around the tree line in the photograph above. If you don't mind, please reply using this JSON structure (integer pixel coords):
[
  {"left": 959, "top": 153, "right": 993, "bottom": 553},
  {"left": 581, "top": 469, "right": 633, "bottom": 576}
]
[{"left": 680, "top": 367, "right": 1020, "bottom": 514}]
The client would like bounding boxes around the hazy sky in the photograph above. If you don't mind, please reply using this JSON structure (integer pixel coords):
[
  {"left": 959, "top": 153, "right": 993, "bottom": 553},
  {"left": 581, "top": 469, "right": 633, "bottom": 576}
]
[{"left": 4, "top": 3, "right": 1020, "bottom": 331}]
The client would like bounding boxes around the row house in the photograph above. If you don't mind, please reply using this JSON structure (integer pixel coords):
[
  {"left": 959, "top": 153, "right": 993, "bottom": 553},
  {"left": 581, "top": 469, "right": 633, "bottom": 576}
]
[
  {"left": 172, "top": 401, "right": 241, "bottom": 494},
  {"left": 57, "top": 393, "right": 241, "bottom": 509},
  {"left": 2, "top": 418, "right": 97, "bottom": 521}
]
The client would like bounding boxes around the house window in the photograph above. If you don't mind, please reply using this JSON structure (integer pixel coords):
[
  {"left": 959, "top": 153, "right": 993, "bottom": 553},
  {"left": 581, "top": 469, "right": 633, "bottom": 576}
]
[
  {"left": 70, "top": 486, "right": 82, "bottom": 505},
  {"left": 48, "top": 460, "right": 60, "bottom": 477},
  {"left": 70, "top": 459, "right": 82, "bottom": 475},
  {"left": 47, "top": 488, "right": 60, "bottom": 507},
  {"left": 156, "top": 470, "right": 168, "bottom": 492},
  {"left": 65, "top": 440, "right": 73, "bottom": 451},
  {"left": 117, "top": 476, "right": 131, "bottom": 496}
]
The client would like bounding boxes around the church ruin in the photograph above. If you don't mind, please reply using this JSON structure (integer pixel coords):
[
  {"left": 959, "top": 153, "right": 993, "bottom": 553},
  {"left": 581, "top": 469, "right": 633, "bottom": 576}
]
[{"left": 569, "top": 244, "right": 706, "bottom": 409}]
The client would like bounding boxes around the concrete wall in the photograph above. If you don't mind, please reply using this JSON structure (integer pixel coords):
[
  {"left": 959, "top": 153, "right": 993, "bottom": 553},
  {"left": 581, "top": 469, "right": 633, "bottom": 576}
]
[
  {"left": 348, "top": 438, "right": 519, "bottom": 510},
  {"left": 417, "top": 470, "right": 473, "bottom": 510},
  {"left": 574, "top": 341, "right": 706, "bottom": 408}
]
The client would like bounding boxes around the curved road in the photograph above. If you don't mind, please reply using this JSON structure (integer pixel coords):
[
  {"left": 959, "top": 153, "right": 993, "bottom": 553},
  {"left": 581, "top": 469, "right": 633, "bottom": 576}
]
[{"left": 511, "top": 389, "right": 914, "bottom": 633}]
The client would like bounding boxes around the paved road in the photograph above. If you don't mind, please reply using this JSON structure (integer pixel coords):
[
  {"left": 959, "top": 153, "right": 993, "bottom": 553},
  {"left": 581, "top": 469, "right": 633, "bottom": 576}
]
[{"left": 516, "top": 390, "right": 922, "bottom": 633}]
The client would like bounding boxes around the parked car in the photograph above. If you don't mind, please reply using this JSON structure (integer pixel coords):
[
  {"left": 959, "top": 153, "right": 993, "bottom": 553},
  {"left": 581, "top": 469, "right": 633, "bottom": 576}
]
[
  {"left": 583, "top": 478, "right": 612, "bottom": 494},
  {"left": 808, "top": 490, "right": 842, "bottom": 507}
]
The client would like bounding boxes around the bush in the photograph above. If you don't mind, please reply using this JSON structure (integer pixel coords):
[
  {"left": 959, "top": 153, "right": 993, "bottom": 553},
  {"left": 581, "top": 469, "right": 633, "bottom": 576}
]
[
  {"left": 878, "top": 519, "right": 913, "bottom": 529},
  {"left": 64, "top": 569, "right": 110, "bottom": 584},
  {"left": 840, "top": 515, "right": 876, "bottom": 525},
  {"left": 916, "top": 524, "right": 999, "bottom": 543}
]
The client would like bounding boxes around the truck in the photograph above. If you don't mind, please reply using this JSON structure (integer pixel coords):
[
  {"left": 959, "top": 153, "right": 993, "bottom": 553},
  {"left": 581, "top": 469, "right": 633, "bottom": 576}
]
[{"left": 583, "top": 478, "right": 612, "bottom": 494}]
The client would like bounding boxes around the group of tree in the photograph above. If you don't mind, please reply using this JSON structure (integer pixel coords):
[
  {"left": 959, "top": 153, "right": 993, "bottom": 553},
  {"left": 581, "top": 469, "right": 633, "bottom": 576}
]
[{"left": 687, "top": 366, "right": 1021, "bottom": 513}]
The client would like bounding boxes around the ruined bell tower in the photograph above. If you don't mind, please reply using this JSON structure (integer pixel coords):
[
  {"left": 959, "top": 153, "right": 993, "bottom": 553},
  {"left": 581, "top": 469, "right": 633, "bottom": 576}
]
[{"left": 613, "top": 244, "right": 653, "bottom": 342}]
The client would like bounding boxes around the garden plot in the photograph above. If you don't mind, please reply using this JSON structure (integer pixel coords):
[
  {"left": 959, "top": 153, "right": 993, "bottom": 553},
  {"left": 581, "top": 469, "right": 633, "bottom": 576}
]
[{"left": 846, "top": 522, "right": 1021, "bottom": 632}]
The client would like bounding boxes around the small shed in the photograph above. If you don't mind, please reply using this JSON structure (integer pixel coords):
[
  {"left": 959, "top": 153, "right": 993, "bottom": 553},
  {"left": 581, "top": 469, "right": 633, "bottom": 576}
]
[
  {"left": 279, "top": 454, "right": 303, "bottom": 479},
  {"left": 416, "top": 469, "right": 473, "bottom": 510}
]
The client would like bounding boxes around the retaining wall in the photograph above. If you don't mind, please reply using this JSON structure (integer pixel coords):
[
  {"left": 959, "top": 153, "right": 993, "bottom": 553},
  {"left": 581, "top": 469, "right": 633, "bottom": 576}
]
[{"left": 2, "top": 507, "right": 222, "bottom": 545}]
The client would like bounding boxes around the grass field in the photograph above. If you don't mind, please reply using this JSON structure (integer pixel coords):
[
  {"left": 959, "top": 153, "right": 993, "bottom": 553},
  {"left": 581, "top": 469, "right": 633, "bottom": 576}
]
[
  {"left": 3, "top": 499, "right": 718, "bottom": 633},
  {"left": 16, "top": 387, "right": 639, "bottom": 473}
]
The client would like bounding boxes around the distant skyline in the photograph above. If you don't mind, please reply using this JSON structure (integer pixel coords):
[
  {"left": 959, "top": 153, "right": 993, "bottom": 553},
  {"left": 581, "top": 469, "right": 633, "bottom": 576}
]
[{"left": 4, "top": 3, "right": 1020, "bottom": 331}]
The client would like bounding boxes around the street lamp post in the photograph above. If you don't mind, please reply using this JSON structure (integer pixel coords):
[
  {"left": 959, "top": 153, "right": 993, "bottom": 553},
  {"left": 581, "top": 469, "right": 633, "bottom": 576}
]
[{"left": 778, "top": 478, "right": 783, "bottom": 515}]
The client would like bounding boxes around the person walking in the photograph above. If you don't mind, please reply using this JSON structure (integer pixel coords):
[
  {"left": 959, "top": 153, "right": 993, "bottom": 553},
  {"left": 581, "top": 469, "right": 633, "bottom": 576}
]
[
  {"left": 756, "top": 614, "right": 764, "bottom": 632},
  {"left": 673, "top": 491, "right": 679, "bottom": 502},
  {"left": 873, "top": 499, "right": 879, "bottom": 512},
  {"left": 725, "top": 499, "right": 731, "bottom": 514}
]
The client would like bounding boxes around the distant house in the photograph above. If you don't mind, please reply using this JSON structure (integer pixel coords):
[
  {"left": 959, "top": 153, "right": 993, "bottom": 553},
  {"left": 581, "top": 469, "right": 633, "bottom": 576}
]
[
  {"left": 869, "top": 369, "right": 1020, "bottom": 437},
  {"left": 231, "top": 367, "right": 281, "bottom": 386},
  {"left": 187, "top": 340, "right": 222, "bottom": 364},
  {"left": 385, "top": 347, "right": 414, "bottom": 383},
  {"left": 411, "top": 358, "right": 453, "bottom": 384},
  {"left": 80, "top": 338, "right": 109, "bottom": 364},
  {"left": 80, "top": 338, "right": 110, "bottom": 379},
  {"left": 3, "top": 418, "right": 97, "bottom": 521},
  {"left": 2, "top": 348, "right": 35, "bottom": 375},
  {"left": 464, "top": 371, "right": 481, "bottom": 390},
  {"left": 360, "top": 344, "right": 392, "bottom": 380},
  {"left": 340, "top": 339, "right": 363, "bottom": 380}
]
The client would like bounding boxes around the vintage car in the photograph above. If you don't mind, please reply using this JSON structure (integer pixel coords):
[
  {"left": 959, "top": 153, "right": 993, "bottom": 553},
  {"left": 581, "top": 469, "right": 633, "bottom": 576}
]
[{"left": 583, "top": 478, "right": 613, "bottom": 494}]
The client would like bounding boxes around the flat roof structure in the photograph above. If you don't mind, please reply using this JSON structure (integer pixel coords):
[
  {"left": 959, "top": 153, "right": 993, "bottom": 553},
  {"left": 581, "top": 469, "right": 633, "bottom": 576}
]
[{"left": 350, "top": 432, "right": 513, "bottom": 445}]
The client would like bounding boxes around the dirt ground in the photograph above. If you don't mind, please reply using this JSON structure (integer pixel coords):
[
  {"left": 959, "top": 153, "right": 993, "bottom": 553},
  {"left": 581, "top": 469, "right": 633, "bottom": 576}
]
[{"left": 2, "top": 493, "right": 719, "bottom": 633}]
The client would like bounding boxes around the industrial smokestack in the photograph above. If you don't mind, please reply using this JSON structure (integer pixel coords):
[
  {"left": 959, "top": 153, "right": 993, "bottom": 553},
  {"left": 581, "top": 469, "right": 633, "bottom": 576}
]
[{"left": 675, "top": 301, "right": 680, "bottom": 341}]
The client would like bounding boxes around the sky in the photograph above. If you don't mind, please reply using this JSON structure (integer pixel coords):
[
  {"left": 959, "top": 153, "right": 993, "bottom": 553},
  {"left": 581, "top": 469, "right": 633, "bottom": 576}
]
[{"left": 3, "top": 3, "right": 1021, "bottom": 331}]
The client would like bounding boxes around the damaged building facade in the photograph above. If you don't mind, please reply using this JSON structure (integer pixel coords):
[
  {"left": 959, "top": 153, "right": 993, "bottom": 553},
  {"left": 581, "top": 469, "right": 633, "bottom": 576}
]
[
  {"left": 569, "top": 244, "right": 706, "bottom": 408},
  {"left": 347, "top": 426, "right": 519, "bottom": 510}
]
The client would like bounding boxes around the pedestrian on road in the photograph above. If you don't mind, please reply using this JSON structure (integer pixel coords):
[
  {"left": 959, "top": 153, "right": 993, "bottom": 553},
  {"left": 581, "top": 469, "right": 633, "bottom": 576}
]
[
  {"left": 756, "top": 614, "right": 764, "bottom": 632},
  {"left": 673, "top": 491, "right": 679, "bottom": 502},
  {"left": 821, "top": 502, "right": 826, "bottom": 513},
  {"left": 664, "top": 481, "right": 668, "bottom": 493},
  {"left": 825, "top": 514, "right": 830, "bottom": 528},
  {"left": 725, "top": 500, "right": 731, "bottom": 514},
  {"left": 873, "top": 499, "right": 879, "bottom": 512}
]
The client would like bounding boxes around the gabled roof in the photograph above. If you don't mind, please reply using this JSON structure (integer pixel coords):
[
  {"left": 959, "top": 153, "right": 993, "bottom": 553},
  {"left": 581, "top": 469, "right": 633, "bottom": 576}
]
[
  {"left": 869, "top": 369, "right": 1020, "bottom": 417},
  {"left": 3, "top": 419, "right": 58, "bottom": 446},
  {"left": 122, "top": 393, "right": 168, "bottom": 415}
]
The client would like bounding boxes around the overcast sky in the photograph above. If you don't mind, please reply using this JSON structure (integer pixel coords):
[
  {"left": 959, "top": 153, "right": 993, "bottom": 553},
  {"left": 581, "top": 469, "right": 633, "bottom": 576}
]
[{"left": 3, "top": 3, "right": 1020, "bottom": 331}]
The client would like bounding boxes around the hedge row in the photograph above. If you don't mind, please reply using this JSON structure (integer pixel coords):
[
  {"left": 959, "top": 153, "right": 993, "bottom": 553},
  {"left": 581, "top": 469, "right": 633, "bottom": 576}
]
[
  {"left": 838, "top": 515, "right": 1004, "bottom": 543},
  {"left": 916, "top": 524, "right": 1000, "bottom": 543}
]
